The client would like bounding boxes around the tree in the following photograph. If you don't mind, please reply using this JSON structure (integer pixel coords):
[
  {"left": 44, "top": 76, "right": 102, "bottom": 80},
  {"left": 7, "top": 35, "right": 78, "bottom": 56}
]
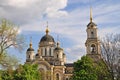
[
  {"left": 101, "top": 34, "right": 120, "bottom": 80},
  {"left": 71, "top": 56, "right": 111, "bottom": 80},
  {"left": 0, "top": 64, "right": 41, "bottom": 80},
  {"left": 71, "top": 56, "right": 98, "bottom": 80},
  {"left": 0, "top": 19, "right": 25, "bottom": 55},
  {"left": 14, "top": 64, "right": 41, "bottom": 80},
  {"left": 0, "top": 54, "right": 20, "bottom": 70},
  {"left": 95, "top": 59, "right": 112, "bottom": 80},
  {"left": 0, "top": 19, "right": 25, "bottom": 68}
]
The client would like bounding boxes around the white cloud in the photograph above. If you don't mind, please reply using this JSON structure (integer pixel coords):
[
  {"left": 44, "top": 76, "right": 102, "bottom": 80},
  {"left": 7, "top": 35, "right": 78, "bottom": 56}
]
[
  {"left": 69, "top": 0, "right": 96, "bottom": 4},
  {"left": 7, "top": 0, "right": 37, "bottom": 7},
  {"left": 0, "top": 0, "right": 68, "bottom": 24}
]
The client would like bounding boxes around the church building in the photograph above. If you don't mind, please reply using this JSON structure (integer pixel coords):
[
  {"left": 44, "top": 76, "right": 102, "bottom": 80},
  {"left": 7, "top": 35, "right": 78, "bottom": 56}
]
[{"left": 25, "top": 8, "right": 101, "bottom": 80}]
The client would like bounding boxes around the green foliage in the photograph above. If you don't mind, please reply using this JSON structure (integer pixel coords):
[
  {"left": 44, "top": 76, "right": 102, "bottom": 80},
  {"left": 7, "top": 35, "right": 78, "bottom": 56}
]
[
  {"left": 95, "top": 60, "right": 112, "bottom": 80},
  {"left": 0, "top": 64, "right": 41, "bottom": 80},
  {"left": 71, "top": 56, "right": 112, "bottom": 80},
  {"left": 72, "top": 56, "right": 97, "bottom": 80},
  {"left": 14, "top": 64, "right": 41, "bottom": 80}
]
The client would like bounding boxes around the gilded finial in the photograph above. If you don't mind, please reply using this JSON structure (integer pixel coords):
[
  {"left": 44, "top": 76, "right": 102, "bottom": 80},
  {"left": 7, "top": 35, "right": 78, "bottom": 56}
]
[
  {"left": 29, "top": 37, "right": 32, "bottom": 48},
  {"left": 46, "top": 21, "right": 49, "bottom": 34},
  {"left": 90, "top": 7, "right": 92, "bottom": 22}
]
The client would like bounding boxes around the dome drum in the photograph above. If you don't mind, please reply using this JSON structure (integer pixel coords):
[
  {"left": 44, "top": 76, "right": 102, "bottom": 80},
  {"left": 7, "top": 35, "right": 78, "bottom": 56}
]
[{"left": 39, "top": 41, "right": 55, "bottom": 47}]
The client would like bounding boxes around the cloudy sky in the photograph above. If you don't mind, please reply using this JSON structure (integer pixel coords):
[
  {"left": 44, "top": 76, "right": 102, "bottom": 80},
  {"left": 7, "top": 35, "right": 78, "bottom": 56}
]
[{"left": 0, "top": 0, "right": 120, "bottom": 63}]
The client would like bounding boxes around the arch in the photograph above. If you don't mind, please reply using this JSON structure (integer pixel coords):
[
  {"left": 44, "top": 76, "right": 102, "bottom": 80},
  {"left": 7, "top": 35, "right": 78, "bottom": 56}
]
[
  {"left": 37, "top": 61, "right": 51, "bottom": 70},
  {"left": 91, "top": 44, "right": 96, "bottom": 53}
]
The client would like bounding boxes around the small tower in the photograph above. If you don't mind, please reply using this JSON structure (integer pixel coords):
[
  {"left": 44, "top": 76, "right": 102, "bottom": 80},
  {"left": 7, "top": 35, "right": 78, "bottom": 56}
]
[
  {"left": 54, "top": 41, "right": 65, "bottom": 65},
  {"left": 85, "top": 7, "right": 101, "bottom": 60},
  {"left": 26, "top": 37, "right": 35, "bottom": 62}
]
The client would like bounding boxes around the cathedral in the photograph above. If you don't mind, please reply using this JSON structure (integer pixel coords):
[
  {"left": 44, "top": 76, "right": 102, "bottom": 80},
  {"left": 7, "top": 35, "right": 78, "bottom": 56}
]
[{"left": 25, "top": 8, "right": 101, "bottom": 80}]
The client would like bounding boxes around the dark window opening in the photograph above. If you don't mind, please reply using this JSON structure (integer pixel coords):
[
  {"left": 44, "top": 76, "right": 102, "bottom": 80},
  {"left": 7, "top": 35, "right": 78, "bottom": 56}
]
[
  {"left": 41, "top": 48, "right": 43, "bottom": 55},
  {"left": 66, "top": 78, "right": 69, "bottom": 80},
  {"left": 29, "top": 55, "right": 30, "bottom": 58},
  {"left": 91, "top": 31, "right": 94, "bottom": 34},
  {"left": 49, "top": 48, "right": 51, "bottom": 56},
  {"left": 56, "top": 74, "right": 59, "bottom": 80},
  {"left": 45, "top": 48, "right": 47, "bottom": 56},
  {"left": 57, "top": 54, "right": 59, "bottom": 58},
  {"left": 91, "top": 44, "right": 96, "bottom": 53}
]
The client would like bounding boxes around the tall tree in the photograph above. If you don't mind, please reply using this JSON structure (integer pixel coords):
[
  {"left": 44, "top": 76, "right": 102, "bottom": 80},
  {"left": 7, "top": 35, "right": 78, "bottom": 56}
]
[
  {"left": 101, "top": 34, "right": 120, "bottom": 80},
  {"left": 71, "top": 56, "right": 98, "bottom": 80},
  {"left": 0, "top": 19, "right": 25, "bottom": 68},
  {"left": 0, "top": 19, "right": 25, "bottom": 55},
  {"left": 71, "top": 56, "right": 111, "bottom": 80}
]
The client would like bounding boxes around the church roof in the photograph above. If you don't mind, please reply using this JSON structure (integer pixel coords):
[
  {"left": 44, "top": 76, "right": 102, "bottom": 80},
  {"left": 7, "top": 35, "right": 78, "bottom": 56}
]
[
  {"left": 65, "top": 63, "right": 74, "bottom": 67},
  {"left": 54, "top": 47, "right": 63, "bottom": 51},
  {"left": 87, "top": 22, "right": 97, "bottom": 27},
  {"left": 40, "top": 34, "right": 55, "bottom": 43},
  {"left": 27, "top": 48, "right": 34, "bottom": 51}
]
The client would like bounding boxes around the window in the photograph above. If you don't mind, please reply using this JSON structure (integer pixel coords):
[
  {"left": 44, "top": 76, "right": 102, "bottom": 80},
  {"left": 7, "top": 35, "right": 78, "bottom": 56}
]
[
  {"left": 56, "top": 74, "right": 59, "bottom": 80},
  {"left": 57, "top": 54, "right": 59, "bottom": 58},
  {"left": 91, "top": 44, "right": 95, "bottom": 53},
  {"left": 45, "top": 48, "right": 47, "bottom": 56},
  {"left": 91, "top": 31, "right": 94, "bottom": 38},
  {"left": 66, "top": 78, "right": 69, "bottom": 80},
  {"left": 41, "top": 48, "right": 43, "bottom": 55},
  {"left": 29, "top": 55, "right": 30, "bottom": 58},
  {"left": 49, "top": 48, "right": 51, "bottom": 56},
  {"left": 91, "top": 31, "right": 94, "bottom": 34}
]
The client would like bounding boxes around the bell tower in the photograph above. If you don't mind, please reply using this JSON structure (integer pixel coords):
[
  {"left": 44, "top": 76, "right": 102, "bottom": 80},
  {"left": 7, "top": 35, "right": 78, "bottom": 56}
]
[{"left": 85, "top": 7, "right": 101, "bottom": 60}]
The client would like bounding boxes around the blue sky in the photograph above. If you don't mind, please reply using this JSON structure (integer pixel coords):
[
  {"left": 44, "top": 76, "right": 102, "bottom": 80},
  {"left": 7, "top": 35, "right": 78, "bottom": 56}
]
[{"left": 0, "top": 0, "right": 120, "bottom": 64}]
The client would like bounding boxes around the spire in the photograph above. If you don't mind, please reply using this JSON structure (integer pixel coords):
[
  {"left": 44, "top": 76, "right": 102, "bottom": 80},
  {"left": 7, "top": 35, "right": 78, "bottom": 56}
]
[
  {"left": 90, "top": 7, "right": 93, "bottom": 22},
  {"left": 46, "top": 21, "right": 49, "bottom": 35},
  {"left": 29, "top": 37, "right": 32, "bottom": 48},
  {"left": 56, "top": 35, "right": 60, "bottom": 47}
]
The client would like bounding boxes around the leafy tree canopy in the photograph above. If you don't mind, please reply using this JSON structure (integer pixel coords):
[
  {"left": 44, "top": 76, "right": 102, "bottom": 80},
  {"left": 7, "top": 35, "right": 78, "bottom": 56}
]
[
  {"left": 71, "top": 55, "right": 112, "bottom": 80},
  {"left": 0, "top": 64, "right": 41, "bottom": 80}
]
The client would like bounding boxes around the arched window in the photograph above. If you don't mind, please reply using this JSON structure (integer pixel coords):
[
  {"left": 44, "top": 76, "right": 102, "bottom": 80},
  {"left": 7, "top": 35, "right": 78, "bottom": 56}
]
[
  {"left": 56, "top": 73, "right": 59, "bottom": 80},
  {"left": 66, "top": 78, "right": 69, "bottom": 80},
  {"left": 45, "top": 48, "right": 47, "bottom": 56},
  {"left": 57, "top": 54, "right": 59, "bottom": 58},
  {"left": 49, "top": 48, "right": 51, "bottom": 56},
  {"left": 91, "top": 44, "right": 95, "bottom": 53},
  {"left": 29, "top": 55, "right": 30, "bottom": 58},
  {"left": 41, "top": 48, "right": 43, "bottom": 56},
  {"left": 91, "top": 31, "right": 94, "bottom": 38}
]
